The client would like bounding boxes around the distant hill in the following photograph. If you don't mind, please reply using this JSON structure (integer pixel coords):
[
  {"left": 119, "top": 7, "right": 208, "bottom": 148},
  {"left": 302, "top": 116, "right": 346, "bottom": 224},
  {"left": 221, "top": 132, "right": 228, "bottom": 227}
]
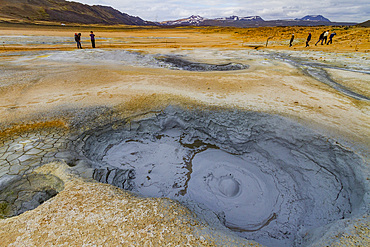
[
  {"left": 298, "top": 15, "right": 331, "bottom": 22},
  {"left": 358, "top": 20, "right": 370, "bottom": 27},
  {"left": 160, "top": 15, "right": 357, "bottom": 27},
  {"left": 0, "top": 0, "right": 154, "bottom": 25}
]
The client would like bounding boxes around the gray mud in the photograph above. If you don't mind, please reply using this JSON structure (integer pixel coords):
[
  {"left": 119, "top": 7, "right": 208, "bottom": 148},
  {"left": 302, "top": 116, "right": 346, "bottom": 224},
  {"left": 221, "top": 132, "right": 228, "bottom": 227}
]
[
  {"left": 0, "top": 107, "right": 368, "bottom": 246},
  {"left": 0, "top": 174, "right": 64, "bottom": 218},
  {"left": 155, "top": 55, "right": 249, "bottom": 71},
  {"left": 70, "top": 107, "right": 368, "bottom": 247},
  {"left": 267, "top": 52, "right": 370, "bottom": 101}
]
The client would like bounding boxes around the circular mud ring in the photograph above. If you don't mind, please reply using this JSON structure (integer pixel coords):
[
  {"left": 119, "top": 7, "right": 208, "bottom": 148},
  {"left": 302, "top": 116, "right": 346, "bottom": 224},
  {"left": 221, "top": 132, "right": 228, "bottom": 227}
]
[
  {"left": 75, "top": 107, "right": 367, "bottom": 246},
  {"left": 188, "top": 149, "right": 279, "bottom": 231}
]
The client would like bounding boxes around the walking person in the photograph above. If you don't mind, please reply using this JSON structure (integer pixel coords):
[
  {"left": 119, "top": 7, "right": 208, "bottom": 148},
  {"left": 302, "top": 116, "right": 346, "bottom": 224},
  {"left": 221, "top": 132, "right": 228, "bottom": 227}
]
[
  {"left": 74, "top": 33, "right": 82, "bottom": 49},
  {"left": 306, "top": 33, "right": 312, "bottom": 47},
  {"left": 289, "top": 34, "right": 294, "bottom": 47},
  {"left": 322, "top": 30, "right": 329, "bottom": 45},
  {"left": 327, "top": 32, "right": 336, "bottom": 45},
  {"left": 315, "top": 31, "right": 325, "bottom": 46},
  {"left": 90, "top": 31, "right": 95, "bottom": 48}
]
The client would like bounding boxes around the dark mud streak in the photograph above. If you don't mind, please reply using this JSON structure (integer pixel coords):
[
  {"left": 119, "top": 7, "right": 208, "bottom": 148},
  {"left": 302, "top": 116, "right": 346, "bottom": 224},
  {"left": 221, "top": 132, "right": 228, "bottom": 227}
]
[
  {"left": 178, "top": 137, "right": 220, "bottom": 196},
  {"left": 226, "top": 213, "right": 277, "bottom": 233},
  {"left": 268, "top": 52, "right": 370, "bottom": 101},
  {"left": 156, "top": 55, "right": 249, "bottom": 71}
]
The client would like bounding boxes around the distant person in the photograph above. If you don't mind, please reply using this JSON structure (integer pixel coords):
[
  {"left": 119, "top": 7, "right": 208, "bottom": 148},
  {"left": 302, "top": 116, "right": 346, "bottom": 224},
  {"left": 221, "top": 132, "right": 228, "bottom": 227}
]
[
  {"left": 289, "top": 34, "right": 294, "bottom": 47},
  {"left": 327, "top": 32, "right": 336, "bottom": 45},
  {"left": 74, "top": 33, "right": 82, "bottom": 49},
  {"left": 322, "top": 30, "right": 329, "bottom": 44},
  {"left": 90, "top": 31, "right": 95, "bottom": 48},
  {"left": 315, "top": 31, "right": 325, "bottom": 46},
  {"left": 306, "top": 33, "right": 312, "bottom": 47}
]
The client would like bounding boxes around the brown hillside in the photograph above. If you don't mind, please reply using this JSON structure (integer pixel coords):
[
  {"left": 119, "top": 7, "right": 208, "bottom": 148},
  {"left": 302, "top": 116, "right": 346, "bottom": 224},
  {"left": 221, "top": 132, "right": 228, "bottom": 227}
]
[
  {"left": 0, "top": 0, "right": 152, "bottom": 25},
  {"left": 358, "top": 20, "right": 370, "bottom": 27}
]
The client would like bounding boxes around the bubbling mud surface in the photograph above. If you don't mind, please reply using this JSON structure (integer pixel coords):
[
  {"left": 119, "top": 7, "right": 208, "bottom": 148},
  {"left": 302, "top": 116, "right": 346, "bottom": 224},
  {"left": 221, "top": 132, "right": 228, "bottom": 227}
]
[{"left": 73, "top": 107, "right": 366, "bottom": 247}]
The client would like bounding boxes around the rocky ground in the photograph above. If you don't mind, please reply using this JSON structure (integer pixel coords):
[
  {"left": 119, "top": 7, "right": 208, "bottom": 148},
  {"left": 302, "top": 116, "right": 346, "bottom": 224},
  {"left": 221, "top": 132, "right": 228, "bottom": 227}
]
[{"left": 0, "top": 25, "right": 369, "bottom": 246}]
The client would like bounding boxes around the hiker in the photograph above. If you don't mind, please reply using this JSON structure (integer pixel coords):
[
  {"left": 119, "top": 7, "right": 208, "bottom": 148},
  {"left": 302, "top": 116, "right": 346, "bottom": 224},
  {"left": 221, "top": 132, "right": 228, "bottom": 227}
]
[
  {"left": 327, "top": 32, "right": 336, "bottom": 45},
  {"left": 315, "top": 31, "right": 325, "bottom": 46},
  {"left": 306, "top": 33, "right": 312, "bottom": 47},
  {"left": 289, "top": 34, "right": 294, "bottom": 47},
  {"left": 74, "top": 33, "right": 82, "bottom": 49},
  {"left": 322, "top": 30, "right": 329, "bottom": 45},
  {"left": 90, "top": 31, "right": 95, "bottom": 48}
]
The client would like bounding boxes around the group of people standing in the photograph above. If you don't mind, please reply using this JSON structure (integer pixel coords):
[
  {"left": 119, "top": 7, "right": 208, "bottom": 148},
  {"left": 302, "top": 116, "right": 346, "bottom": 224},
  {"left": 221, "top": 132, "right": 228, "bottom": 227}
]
[
  {"left": 314, "top": 30, "right": 336, "bottom": 46},
  {"left": 289, "top": 30, "right": 337, "bottom": 47},
  {"left": 74, "top": 31, "right": 96, "bottom": 49}
]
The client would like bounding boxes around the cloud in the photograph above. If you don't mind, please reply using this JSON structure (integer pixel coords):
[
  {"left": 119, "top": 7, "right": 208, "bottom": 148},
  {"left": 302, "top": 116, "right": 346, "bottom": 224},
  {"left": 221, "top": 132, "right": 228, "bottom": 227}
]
[{"left": 72, "top": 0, "right": 370, "bottom": 22}]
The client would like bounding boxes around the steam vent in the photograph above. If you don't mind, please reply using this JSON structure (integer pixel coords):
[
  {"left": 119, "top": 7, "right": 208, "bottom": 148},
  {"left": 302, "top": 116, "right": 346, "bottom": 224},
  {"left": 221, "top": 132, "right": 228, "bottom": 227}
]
[{"left": 0, "top": 44, "right": 369, "bottom": 246}]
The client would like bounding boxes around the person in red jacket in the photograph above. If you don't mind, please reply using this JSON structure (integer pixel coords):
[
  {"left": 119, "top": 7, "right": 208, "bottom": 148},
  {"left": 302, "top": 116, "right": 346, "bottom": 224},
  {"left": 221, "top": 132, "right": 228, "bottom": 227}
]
[{"left": 74, "top": 33, "right": 82, "bottom": 49}]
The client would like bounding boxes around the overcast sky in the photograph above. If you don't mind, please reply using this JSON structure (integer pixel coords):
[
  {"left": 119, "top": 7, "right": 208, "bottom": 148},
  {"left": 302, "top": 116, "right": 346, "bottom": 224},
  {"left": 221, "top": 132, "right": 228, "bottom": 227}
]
[{"left": 72, "top": 0, "right": 369, "bottom": 23}]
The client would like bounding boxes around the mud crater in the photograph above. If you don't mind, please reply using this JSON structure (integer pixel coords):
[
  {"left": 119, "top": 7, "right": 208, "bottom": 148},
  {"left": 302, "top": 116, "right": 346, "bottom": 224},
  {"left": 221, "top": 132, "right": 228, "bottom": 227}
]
[
  {"left": 0, "top": 174, "right": 64, "bottom": 218},
  {"left": 75, "top": 107, "right": 366, "bottom": 247}
]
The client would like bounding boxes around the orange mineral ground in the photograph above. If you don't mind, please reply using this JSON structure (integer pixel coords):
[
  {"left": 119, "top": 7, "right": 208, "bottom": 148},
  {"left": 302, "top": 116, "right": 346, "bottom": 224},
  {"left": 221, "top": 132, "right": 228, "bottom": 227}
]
[{"left": 0, "top": 24, "right": 369, "bottom": 247}]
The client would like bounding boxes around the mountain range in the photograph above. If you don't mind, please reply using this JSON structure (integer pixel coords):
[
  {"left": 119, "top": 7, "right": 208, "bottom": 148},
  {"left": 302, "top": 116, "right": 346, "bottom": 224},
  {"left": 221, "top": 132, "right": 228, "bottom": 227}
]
[
  {"left": 161, "top": 15, "right": 357, "bottom": 27},
  {"left": 0, "top": 0, "right": 361, "bottom": 27}
]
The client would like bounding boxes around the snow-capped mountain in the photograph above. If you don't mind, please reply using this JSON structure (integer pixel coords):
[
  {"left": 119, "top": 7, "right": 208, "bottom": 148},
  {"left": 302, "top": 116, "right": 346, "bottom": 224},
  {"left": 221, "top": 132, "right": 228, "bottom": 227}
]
[
  {"left": 240, "top": 16, "right": 264, "bottom": 21},
  {"left": 160, "top": 15, "right": 204, "bottom": 25},
  {"left": 161, "top": 15, "right": 266, "bottom": 26},
  {"left": 298, "top": 15, "right": 331, "bottom": 22},
  {"left": 159, "top": 14, "right": 355, "bottom": 27},
  {"left": 216, "top": 16, "right": 264, "bottom": 21}
]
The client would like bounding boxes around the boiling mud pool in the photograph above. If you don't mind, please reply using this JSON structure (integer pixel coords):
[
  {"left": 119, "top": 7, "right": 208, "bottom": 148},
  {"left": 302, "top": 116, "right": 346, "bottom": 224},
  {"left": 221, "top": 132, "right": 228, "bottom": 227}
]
[{"left": 77, "top": 107, "right": 366, "bottom": 247}]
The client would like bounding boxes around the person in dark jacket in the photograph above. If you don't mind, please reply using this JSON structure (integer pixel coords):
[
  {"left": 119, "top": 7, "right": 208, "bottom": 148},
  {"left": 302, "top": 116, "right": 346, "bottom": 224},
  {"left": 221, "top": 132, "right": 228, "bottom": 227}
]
[
  {"left": 289, "top": 34, "right": 294, "bottom": 47},
  {"left": 327, "top": 32, "right": 336, "bottom": 45},
  {"left": 322, "top": 30, "right": 329, "bottom": 44},
  {"left": 315, "top": 31, "right": 325, "bottom": 46},
  {"left": 306, "top": 33, "right": 312, "bottom": 47},
  {"left": 74, "top": 33, "right": 82, "bottom": 49},
  {"left": 90, "top": 31, "right": 95, "bottom": 48}
]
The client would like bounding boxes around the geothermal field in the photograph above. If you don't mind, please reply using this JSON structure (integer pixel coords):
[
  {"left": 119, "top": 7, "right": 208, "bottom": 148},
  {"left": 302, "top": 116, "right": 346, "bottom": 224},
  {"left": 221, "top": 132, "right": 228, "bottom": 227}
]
[{"left": 0, "top": 25, "right": 369, "bottom": 246}]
